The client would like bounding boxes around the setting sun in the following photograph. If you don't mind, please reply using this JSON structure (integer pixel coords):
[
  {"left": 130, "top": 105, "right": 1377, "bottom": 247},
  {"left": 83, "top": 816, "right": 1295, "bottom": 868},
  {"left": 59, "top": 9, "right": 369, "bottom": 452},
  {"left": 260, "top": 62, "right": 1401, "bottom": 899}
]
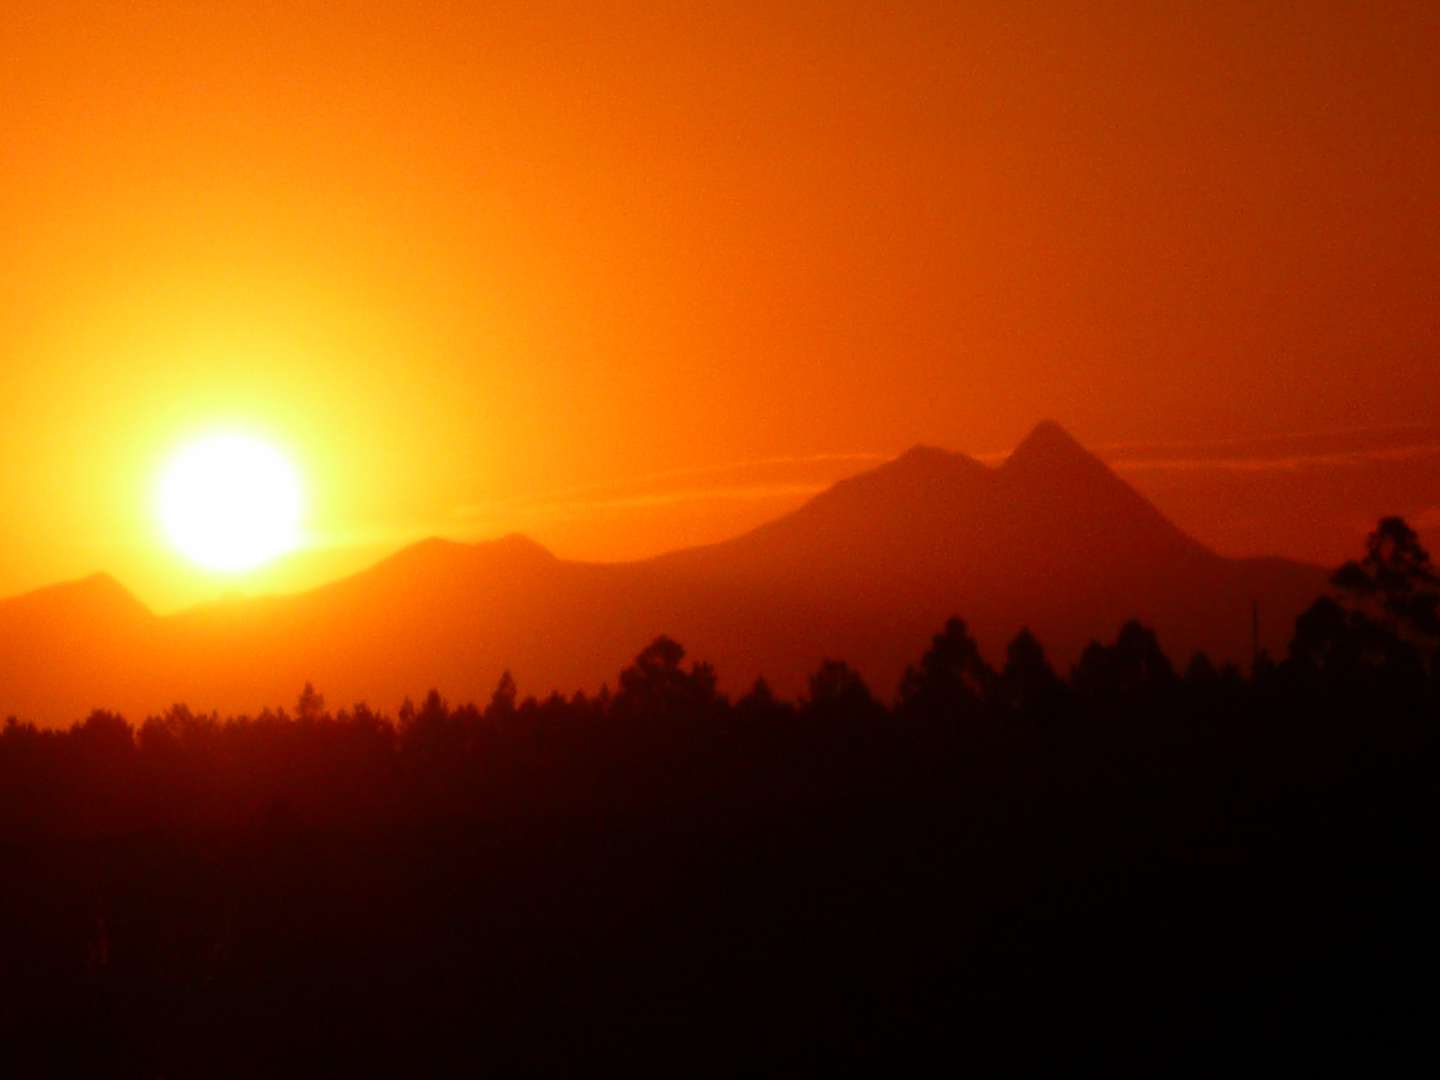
[{"left": 159, "top": 434, "right": 303, "bottom": 572}]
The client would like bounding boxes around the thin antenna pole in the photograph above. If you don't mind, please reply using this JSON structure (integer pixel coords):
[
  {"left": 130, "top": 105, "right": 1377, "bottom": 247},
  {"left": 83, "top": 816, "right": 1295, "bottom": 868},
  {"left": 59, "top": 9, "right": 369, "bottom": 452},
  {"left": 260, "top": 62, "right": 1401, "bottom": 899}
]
[{"left": 1252, "top": 598, "right": 1260, "bottom": 669}]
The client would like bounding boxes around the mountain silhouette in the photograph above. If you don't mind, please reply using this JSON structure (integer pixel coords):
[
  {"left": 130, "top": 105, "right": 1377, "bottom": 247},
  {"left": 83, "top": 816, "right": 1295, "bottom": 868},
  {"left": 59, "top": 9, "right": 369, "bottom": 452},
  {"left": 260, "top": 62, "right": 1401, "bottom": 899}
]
[
  {"left": 0, "top": 574, "right": 161, "bottom": 725},
  {"left": 0, "top": 423, "right": 1329, "bottom": 724}
]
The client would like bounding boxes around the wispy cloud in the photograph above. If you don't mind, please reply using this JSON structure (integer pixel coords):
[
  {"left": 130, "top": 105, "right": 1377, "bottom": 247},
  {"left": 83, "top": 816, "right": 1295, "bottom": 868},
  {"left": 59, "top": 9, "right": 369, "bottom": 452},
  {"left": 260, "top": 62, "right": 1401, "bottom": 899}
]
[
  {"left": 959, "top": 422, "right": 1440, "bottom": 473},
  {"left": 451, "top": 452, "right": 887, "bottom": 521},
  {"left": 357, "top": 423, "right": 1440, "bottom": 546},
  {"left": 1091, "top": 421, "right": 1440, "bottom": 456},
  {"left": 1045, "top": 422, "right": 1440, "bottom": 474},
  {"left": 531, "top": 482, "right": 833, "bottom": 513},
  {"left": 1107, "top": 443, "right": 1440, "bottom": 473}
]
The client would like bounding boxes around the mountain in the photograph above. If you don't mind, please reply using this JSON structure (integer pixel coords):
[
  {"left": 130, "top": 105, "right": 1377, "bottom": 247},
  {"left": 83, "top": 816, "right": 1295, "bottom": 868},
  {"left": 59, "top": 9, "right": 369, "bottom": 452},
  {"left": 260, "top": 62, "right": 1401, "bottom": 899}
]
[
  {"left": 0, "top": 423, "right": 1331, "bottom": 725},
  {"left": 0, "top": 574, "right": 161, "bottom": 725},
  {"left": 645, "top": 419, "right": 1325, "bottom": 696}
]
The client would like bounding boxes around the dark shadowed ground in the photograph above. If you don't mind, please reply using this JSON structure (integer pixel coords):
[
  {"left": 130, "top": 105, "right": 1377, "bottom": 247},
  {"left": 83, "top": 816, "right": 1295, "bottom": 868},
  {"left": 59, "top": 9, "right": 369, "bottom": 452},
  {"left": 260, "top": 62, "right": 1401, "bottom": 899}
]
[{"left": 3, "top": 698, "right": 1436, "bottom": 1075}]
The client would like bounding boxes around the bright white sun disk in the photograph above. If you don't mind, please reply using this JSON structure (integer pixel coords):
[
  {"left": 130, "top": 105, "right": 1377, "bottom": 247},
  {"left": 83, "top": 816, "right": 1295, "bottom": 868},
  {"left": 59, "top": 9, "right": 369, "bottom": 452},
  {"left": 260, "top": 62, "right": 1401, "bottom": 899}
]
[{"left": 160, "top": 434, "right": 303, "bottom": 571}]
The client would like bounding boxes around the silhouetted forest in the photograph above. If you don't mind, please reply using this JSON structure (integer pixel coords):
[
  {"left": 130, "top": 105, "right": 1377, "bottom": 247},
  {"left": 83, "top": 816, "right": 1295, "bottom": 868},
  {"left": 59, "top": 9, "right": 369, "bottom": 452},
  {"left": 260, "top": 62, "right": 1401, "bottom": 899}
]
[{"left": 2, "top": 518, "right": 1438, "bottom": 1072}]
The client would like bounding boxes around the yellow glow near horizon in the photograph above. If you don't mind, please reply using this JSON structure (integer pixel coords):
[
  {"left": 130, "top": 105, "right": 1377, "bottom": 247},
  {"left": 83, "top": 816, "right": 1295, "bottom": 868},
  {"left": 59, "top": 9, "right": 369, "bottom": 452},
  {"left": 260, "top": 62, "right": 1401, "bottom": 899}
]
[{"left": 159, "top": 434, "right": 303, "bottom": 572}]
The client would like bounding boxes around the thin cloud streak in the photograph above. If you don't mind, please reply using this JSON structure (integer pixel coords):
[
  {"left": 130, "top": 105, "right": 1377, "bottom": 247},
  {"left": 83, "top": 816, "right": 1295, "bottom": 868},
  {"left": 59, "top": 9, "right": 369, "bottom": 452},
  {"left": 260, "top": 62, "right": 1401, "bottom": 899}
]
[
  {"left": 452, "top": 453, "right": 888, "bottom": 520},
  {"left": 459, "top": 482, "right": 833, "bottom": 521},
  {"left": 353, "top": 425, "right": 1440, "bottom": 557},
  {"left": 1107, "top": 444, "right": 1440, "bottom": 473},
  {"left": 970, "top": 425, "right": 1440, "bottom": 471},
  {"left": 964, "top": 422, "right": 1440, "bottom": 473},
  {"left": 1092, "top": 421, "right": 1440, "bottom": 455}
]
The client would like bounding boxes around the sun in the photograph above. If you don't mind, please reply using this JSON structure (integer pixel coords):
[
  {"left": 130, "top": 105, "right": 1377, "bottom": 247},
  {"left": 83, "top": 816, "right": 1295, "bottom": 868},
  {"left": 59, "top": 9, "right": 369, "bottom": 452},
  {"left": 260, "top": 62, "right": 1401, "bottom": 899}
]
[{"left": 159, "top": 433, "right": 304, "bottom": 571}]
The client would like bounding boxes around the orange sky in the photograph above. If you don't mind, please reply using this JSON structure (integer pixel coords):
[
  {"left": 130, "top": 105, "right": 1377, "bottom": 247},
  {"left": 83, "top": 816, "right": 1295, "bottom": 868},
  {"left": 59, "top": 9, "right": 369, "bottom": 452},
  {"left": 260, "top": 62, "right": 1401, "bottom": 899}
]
[{"left": 2, "top": 1, "right": 1438, "bottom": 611}]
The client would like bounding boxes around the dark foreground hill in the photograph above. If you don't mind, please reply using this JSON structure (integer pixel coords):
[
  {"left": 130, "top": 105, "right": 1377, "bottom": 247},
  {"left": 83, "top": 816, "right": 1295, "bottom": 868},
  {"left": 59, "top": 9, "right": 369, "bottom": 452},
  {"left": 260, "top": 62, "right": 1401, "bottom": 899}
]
[{"left": 0, "top": 422, "right": 1328, "bottom": 724}]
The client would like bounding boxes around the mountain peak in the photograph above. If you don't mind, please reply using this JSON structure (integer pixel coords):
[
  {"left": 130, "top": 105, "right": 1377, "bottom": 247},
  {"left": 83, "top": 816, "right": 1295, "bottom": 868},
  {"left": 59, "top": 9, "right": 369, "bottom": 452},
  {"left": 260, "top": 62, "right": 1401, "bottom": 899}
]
[
  {"left": 8, "top": 571, "right": 147, "bottom": 609},
  {"left": 484, "top": 532, "right": 557, "bottom": 561},
  {"left": 996, "top": 420, "right": 1213, "bottom": 561},
  {"left": 892, "top": 444, "right": 954, "bottom": 468},
  {"left": 0, "top": 572, "right": 156, "bottom": 632},
  {"left": 999, "top": 421, "right": 1114, "bottom": 482},
  {"left": 826, "top": 442, "right": 992, "bottom": 499},
  {"left": 371, "top": 532, "right": 556, "bottom": 577},
  {"left": 1004, "top": 420, "right": 1085, "bottom": 464}
]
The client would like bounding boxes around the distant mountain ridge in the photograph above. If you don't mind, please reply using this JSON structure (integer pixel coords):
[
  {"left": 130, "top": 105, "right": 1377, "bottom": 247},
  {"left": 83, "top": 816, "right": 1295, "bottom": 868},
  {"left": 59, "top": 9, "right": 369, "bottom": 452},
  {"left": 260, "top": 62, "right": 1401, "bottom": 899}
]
[{"left": 0, "top": 423, "right": 1330, "bottom": 725}]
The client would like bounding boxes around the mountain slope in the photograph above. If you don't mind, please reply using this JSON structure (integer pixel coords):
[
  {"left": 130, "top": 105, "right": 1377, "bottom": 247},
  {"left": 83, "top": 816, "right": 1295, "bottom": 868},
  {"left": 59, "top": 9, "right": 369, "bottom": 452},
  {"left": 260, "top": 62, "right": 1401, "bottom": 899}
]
[
  {"left": 0, "top": 424, "right": 1332, "bottom": 724},
  {"left": 639, "top": 420, "right": 1323, "bottom": 697},
  {"left": 0, "top": 574, "right": 161, "bottom": 724}
]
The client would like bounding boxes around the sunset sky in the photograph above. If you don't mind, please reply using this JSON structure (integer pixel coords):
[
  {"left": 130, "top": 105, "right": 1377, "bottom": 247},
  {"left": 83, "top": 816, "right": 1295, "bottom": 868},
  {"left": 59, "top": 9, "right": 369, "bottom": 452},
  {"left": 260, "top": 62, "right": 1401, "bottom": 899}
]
[{"left": 2, "top": 1, "right": 1437, "bottom": 612}]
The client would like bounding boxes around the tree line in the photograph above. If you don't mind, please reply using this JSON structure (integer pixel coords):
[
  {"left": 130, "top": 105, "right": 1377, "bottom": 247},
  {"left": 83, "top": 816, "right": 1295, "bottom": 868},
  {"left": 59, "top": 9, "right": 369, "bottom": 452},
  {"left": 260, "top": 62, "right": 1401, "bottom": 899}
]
[{"left": 2, "top": 516, "right": 1436, "bottom": 839}]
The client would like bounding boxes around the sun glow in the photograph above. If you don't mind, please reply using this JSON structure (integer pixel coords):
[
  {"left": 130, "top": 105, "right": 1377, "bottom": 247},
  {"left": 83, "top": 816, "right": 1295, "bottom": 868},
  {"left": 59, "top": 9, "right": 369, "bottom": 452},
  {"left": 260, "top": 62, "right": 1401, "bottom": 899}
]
[{"left": 159, "top": 434, "right": 303, "bottom": 572}]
